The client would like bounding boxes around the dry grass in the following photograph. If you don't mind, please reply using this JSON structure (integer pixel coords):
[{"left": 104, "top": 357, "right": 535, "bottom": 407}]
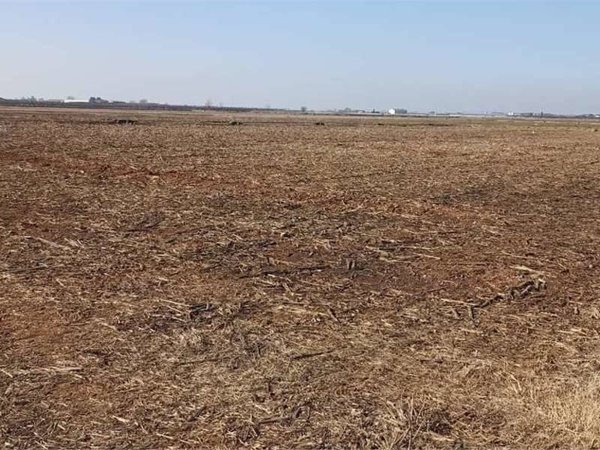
[
  {"left": 503, "top": 374, "right": 600, "bottom": 448},
  {"left": 1, "top": 108, "right": 600, "bottom": 449},
  {"left": 545, "top": 377, "right": 600, "bottom": 444}
]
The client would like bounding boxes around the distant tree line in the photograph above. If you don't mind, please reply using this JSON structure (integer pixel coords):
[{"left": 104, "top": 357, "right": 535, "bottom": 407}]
[{"left": 0, "top": 97, "right": 289, "bottom": 113}]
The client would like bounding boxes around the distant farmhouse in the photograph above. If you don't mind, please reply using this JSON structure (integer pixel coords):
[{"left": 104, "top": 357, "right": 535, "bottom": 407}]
[{"left": 387, "top": 108, "right": 408, "bottom": 115}]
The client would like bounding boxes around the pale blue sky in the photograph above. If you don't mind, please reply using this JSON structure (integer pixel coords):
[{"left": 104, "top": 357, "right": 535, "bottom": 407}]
[{"left": 1, "top": 1, "right": 599, "bottom": 113}]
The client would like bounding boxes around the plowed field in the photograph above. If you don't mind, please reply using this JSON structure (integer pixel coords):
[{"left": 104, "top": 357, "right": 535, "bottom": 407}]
[{"left": 2, "top": 108, "right": 600, "bottom": 449}]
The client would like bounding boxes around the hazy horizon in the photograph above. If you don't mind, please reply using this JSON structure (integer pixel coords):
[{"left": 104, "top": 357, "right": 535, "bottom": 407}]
[{"left": 2, "top": 1, "right": 599, "bottom": 114}]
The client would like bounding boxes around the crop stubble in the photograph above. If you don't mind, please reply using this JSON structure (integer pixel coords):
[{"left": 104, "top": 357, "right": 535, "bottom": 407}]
[{"left": 1, "top": 108, "right": 600, "bottom": 448}]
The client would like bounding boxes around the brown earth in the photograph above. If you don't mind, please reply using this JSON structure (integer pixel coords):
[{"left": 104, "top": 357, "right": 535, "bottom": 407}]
[{"left": 1, "top": 108, "right": 600, "bottom": 449}]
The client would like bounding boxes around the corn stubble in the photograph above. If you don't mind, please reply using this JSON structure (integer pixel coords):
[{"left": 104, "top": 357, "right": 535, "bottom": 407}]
[{"left": 1, "top": 109, "right": 600, "bottom": 449}]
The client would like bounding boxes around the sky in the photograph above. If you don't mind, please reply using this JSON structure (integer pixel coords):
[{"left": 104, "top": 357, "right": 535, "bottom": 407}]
[{"left": 1, "top": 1, "right": 599, "bottom": 114}]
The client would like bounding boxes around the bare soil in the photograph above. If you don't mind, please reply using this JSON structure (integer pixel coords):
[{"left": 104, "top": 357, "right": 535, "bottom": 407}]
[{"left": 1, "top": 108, "right": 600, "bottom": 449}]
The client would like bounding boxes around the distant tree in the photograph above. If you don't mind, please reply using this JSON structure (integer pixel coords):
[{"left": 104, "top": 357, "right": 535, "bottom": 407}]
[
  {"left": 89, "top": 96, "right": 109, "bottom": 104},
  {"left": 67, "top": 96, "right": 75, "bottom": 100},
  {"left": 139, "top": 99, "right": 149, "bottom": 104},
  {"left": 300, "top": 106, "right": 308, "bottom": 113},
  {"left": 205, "top": 99, "right": 213, "bottom": 108}
]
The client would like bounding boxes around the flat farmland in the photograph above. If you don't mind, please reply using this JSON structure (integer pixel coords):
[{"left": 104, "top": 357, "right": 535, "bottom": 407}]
[{"left": 1, "top": 108, "right": 600, "bottom": 449}]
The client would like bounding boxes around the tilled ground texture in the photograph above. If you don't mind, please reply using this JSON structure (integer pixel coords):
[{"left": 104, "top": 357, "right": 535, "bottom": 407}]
[{"left": 1, "top": 108, "right": 600, "bottom": 449}]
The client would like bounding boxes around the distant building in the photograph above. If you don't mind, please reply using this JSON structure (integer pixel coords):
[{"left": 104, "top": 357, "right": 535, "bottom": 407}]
[
  {"left": 64, "top": 99, "right": 88, "bottom": 103},
  {"left": 388, "top": 108, "right": 407, "bottom": 115}
]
